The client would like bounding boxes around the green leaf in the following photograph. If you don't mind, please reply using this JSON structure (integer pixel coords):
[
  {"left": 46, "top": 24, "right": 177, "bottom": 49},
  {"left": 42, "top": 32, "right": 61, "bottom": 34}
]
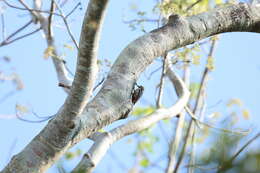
[
  {"left": 65, "top": 152, "right": 74, "bottom": 160},
  {"left": 137, "top": 11, "right": 146, "bottom": 16},
  {"left": 242, "top": 109, "right": 250, "bottom": 120},
  {"left": 192, "top": 55, "right": 201, "bottom": 65},
  {"left": 132, "top": 106, "right": 155, "bottom": 116},
  {"left": 75, "top": 149, "right": 82, "bottom": 156},
  {"left": 189, "top": 82, "right": 200, "bottom": 99},
  {"left": 226, "top": 98, "right": 243, "bottom": 107},
  {"left": 64, "top": 44, "right": 74, "bottom": 51},
  {"left": 206, "top": 56, "right": 215, "bottom": 70},
  {"left": 139, "top": 158, "right": 150, "bottom": 167}
]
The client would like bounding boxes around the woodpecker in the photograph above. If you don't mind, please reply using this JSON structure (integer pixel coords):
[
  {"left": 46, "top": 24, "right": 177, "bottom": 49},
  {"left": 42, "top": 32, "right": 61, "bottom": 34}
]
[{"left": 131, "top": 83, "right": 144, "bottom": 104}]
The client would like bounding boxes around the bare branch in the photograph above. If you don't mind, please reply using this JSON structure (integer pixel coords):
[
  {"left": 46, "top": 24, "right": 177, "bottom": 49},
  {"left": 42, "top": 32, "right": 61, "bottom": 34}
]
[
  {"left": 186, "top": 0, "right": 203, "bottom": 11},
  {"left": 173, "top": 38, "right": 217, "bottom": 173},
  {"left": 166, "top": 54, "right": 190, "bottom": 173},
  {"left": 156, "top": 54, "right": 167, "bottom": 108},
  {"left": 3, "top": 20, "right": 33, "bottom": 41},
  {"left": 3, "top": 0, "right": 60, "bottom": 17},
  {"left": 65, "top": 2, "right": 82, "bottom": 19},
  {"left": 27, "top": 0, "right": 73, "bottom": 93},
  {"left": 156, "top": 54, "right": 170, "bottom": 143},
  {"left": 0, "top": 27, "right": 41, "bottom": 47},
  {"left": 1, "top": 0, "right": 75, "bottom": 93},
  {"left": 123, "top": 18, "right": 159, "bottom": 24},
  {"left": 230, "top": 133, "right": 260, "bottom": 162},
  {"left": 1, "top": 13, "right": 5, "bottom": 40},
  {"left": 53, "top": 0, "right": 79, "bottom": 49}
]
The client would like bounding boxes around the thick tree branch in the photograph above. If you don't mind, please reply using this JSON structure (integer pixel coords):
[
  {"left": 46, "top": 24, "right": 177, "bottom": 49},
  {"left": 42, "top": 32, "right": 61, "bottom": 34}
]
[
  {"left": 60, "top": 0, "right": 109, "bottom": 120},
  {"left": 1, "top": 3, "right": 260, "bottom": 173},
  {"left": 72, "top": 69, "right": 190, "bottom": 173},
  {"left": 77, "top": 2, "right": 260, "bottom": 139}
]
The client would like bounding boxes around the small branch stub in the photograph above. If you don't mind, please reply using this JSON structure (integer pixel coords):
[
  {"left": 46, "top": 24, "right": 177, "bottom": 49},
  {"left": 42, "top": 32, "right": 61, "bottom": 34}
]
[{"left": 58, "top": 82, "right": 71, "bottom": 89}]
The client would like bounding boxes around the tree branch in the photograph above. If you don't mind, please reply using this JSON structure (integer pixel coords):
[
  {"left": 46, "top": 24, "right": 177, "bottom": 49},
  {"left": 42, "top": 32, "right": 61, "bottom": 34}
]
[
  {"left": 188, "top": 37, "right": 217, "bottom": 173},
  {"left": 72, "top": 69, "right": 190, "bottom": 173},
  {"left": 60, "top": 0, "right": 109, "bottom": 120},
  {"left": 53, "top": 0, "right": 79, "bottom": 50},
  {"left": 172, "top": 39, "right": 216, "bottom": 173},
  {"left": 1, "top": 3, "right": 260, "bottom": 173},
  {"left": 30, "top": 0, "right": 72, "bottom": 93},
  {"left": 217, "top": 132, "right": 260, "bottom": 172},
  {"left": 166, "top": 54, "right": 191, "bottom": 173},
  {"left": 0, "top": 27, "right": 41, "bottom": 47},
  {"left": 0, "top": 20, "right": 33, "bottom": 46}
]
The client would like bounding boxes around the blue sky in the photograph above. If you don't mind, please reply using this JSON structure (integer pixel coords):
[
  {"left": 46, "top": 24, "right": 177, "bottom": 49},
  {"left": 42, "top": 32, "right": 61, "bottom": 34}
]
[{"left": 0, "top": 0, "right": 260, "bottom": 172}]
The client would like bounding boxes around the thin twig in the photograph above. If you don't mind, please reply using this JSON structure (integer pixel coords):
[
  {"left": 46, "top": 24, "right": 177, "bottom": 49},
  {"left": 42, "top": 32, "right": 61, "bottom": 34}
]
[
  {"left": 166, "top": 54, "right": 190, "bottom": 173},
  {"left": 2, "top": 20, "right": 33, "bottom": 43},
  {"left": 31, "top": 111, "right": 55, "bottom": 120},
  {"left": 189, "top": 92, "right": 206, "bottom": 173},
  {"left": 123, "top": 18, "right": 159, "bottom": 24},
  {"left": 156, "top": 54, "right": 170, "bottom": 143},
  {"left": 47, "top": 0, "right": 55, "bottom": 39},
  {"left": 147, "top": 65, "right": 162, "bottom": 80},
  {"left": 216, "top": 132, "right": 260, "bottom": 172},
  {"left": 187, "top": 132, "right": 260, "bottom": 172},
  {"left": 186, "top": 0, "right": 203, "bottom": 11},
  {"left": 3, "top": 0, "right": 61, "bottom": 16},
  {"left": 27, "top": 0, "right": 73, "bottom": 94},
  {"left": 16, "top": 111, "right": 52, "bottom": 123},
  {"left": 185, "top": 106, "right": 250, "bottom": 135},
  {"left": 0, "top": 27, "right": 41, "bottom": 47},
  {"left": 0, "top": 90, "right": 16, "bottom": 103},
  {"left": 18, "top": 0, "right": 38, "bottom": 17},
  {"left": 53, "top": 0, "right": 79, "bottom": 50},
  {"left": 65, "top": 2, "right": 81, "bottom": 18},
  {"left": 173, "top": 118, "right": 193, "bottom": 173},
  {"left": 156, "top": 55, "right": 167, "bottom": 108},
  {"left": 230, "top": 133, "right": 260, "bottom": 161},
  {"left": 1, "top": 13, "right": 5, "bottom": 41}
]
